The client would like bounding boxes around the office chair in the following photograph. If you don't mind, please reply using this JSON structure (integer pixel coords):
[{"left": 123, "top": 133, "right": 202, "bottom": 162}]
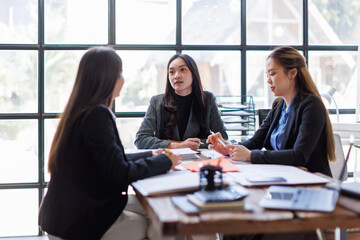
[
  {"left": 257, "top": 109, "right": 270, "bottom": 127},
  {"left": 329, "top": 133, "right": 347, "bottom": 181}
]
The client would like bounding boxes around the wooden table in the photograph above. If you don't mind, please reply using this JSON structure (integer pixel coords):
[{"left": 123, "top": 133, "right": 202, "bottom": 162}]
[{"left": 133, "top": 178, "right": 360, "bottom": 239}]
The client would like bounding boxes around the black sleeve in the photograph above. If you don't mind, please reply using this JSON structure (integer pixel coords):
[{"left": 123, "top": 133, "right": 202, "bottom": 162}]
[
  {"left": 250, "top": 97, "right": 326, "bottom": 166},
  {"left": 82, "top": 107, "right": 172, "bottom": 186},
  {"left": 126, "top": 151, "right": 152, "bottom": 162}
]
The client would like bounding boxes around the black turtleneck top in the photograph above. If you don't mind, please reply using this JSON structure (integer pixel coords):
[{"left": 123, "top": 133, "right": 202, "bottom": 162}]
[{"left": 173, "top": 93, "right": 193, "bottom": 139}]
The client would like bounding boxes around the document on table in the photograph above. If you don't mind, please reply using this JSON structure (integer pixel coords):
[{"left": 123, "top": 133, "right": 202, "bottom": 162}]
[
  {"left": 132, "top": 170, "right": 200, "bottom": 196},
  {"left": 165, "top": 148, "right": 200, "bottom": 161},
  {"left": 200, "top": 149, "right": 224, "bottom": 159},
  {"left": 227, "top": 164, "right": 330, "bottom": 186}
]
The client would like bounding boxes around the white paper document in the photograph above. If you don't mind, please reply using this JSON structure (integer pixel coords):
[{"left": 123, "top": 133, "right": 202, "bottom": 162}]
[
  {"left": 227, "top": 164, "right": 330, "bottom": 186},
  {"left": 166, "top": 148, "right": 200, "bottom": 161},
  {"left": 200, "top": 149, "right": 224, "bottom": 159},
  {"left": 132, "top": 170, "right": 200, "bottom": 196}
]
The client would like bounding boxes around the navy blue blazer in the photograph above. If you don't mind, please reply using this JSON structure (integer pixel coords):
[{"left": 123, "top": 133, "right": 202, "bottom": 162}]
[
  {"left": 240, "top": 94, "right": 332, "bottom": 177},
  {"left": 39, "top": 106, "right": 172, "bottom": 239}
]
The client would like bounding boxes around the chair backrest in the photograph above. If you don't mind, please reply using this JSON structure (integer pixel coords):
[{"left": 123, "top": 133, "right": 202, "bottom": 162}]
[
  {"left": 257, "top": 109, "right": 270, "bottom": 127},
  {"left": 329, "top": 133, "right": 347, "bottom": 181}
]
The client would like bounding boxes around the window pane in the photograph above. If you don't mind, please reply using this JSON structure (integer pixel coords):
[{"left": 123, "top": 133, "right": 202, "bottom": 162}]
[
  {"left": 0, "top": 0, "right": 38, "bottom": 44},
  {"left": 45, "top": 50, "right": 84, "bottom": 113},
  {"left": 247, "top": 0, "right": 302, "bottom": 45},
  {"left": 182, "top": 0, "right": 240, "bottom": 45},
  {"left": 309, "top": 0, "right": 360, "bottom": 45},
  {"left": 116, "top": 118, "right": 143, "bottom": 149},
  {"left": 44, "top": 119, "right": 59, "bottom": 182},
  {"left": 45, "top": 0, "right": 107, "bottom": 44},
  {"left": 308, "top": 51, "right": 358, "bottom": 111},
  {"left": 247, "top": 51, "right": 272, "bottom": 109},
  {"left": 0, "top": 189, "right": 38, "bottom": 237},
  {"left": 0, "top": 120, "right": 38, "bottom": 184},
  {"left": 247, "top": 50, "right": 305, "bottom": 109},
  {"left": 182, "top": 51, "right": 241, "bottom": 96},
  {"left": 116, "top": 0, "right": 176, "bottom": 44},
  {"left": 0, "top": 50, "right": 37, "bottom": 113},
  {"left": 115, "top": 51, "right": 175, "bottom": 112}
]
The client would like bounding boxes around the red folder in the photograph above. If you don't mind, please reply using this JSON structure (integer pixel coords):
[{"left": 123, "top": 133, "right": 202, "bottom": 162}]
[{"left": 181, "top": 157, "right": 239, "bottom": 172}]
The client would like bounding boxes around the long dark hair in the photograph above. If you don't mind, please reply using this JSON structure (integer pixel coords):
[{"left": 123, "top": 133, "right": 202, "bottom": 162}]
[
  {"left": 48, "top": 46, "right": 122, "bottom": 173},
  {"left": 267, "top": 46, "right": 335, "bottom": 162},
  {"left": 162, "top": 54, "right": 206, "bottom": 138}
]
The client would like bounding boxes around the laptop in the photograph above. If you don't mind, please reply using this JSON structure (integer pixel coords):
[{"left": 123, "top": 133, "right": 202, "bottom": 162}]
[
  {"left": 260, "top": 137, "right": 357, "bottom": 212},
  {"left": 259, "top": 185, "right": 339, "bottom": 212}
]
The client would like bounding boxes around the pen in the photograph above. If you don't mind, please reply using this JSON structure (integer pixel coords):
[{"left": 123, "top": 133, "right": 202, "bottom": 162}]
[
  {"left": 210, "top": 131, "right": 227, "bottom": 148},
  {"left": 163, "top": 148, "right": 173, "bottom": 156}
]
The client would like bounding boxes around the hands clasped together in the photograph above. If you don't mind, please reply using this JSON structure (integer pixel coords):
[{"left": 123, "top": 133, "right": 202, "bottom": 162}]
[{"left": 206, "top": 132, "right": 251, "bottom": 162}]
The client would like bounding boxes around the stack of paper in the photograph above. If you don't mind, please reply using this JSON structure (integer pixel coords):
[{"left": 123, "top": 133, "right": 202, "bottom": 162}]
[
  {"left": 166, "top": 148, "right": 199, "bottom": 161},
  {"left": 200, "top": 149, "right": 224, "bottom": 159},
  {"left": 132, "top": 171, "right": 200, "bottom": 196}
]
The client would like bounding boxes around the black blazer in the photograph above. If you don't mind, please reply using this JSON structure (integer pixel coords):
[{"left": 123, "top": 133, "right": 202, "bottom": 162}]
[
  {"left": 240, "top": 94, "right": 332, "bottom": 177},
  {"left": 38, "top": 106, "right": 172, "bottom": 239}
]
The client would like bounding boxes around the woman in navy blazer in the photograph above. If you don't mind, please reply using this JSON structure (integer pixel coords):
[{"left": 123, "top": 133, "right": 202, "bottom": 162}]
[
  {"left": 38, "top": 47, "right": 181, "bottom": 240},
  {"left": 208, "top": 47, "right": 336, "bottom": 177}
]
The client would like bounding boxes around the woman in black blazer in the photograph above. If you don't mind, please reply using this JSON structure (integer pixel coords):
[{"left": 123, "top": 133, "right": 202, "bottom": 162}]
[
  {"left": 135, "top": 54, "right": 227, "bottom": 150},
  {"left": 207, "top": 46, "right": 336, "bottom": 177},
  {"left": 38, "top": 47, "right": 181, "bottom": 240}
]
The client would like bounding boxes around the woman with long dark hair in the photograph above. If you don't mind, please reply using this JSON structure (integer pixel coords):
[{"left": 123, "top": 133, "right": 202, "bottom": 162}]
[
  {"left": 39, "top": 46, "right": 181, "bottom": 240},
  {"left": 208, "top": 46, "right": 335, "bottom": 177},
  {"left": 135, "top": 53, "right": 227, "bottom": 150}
]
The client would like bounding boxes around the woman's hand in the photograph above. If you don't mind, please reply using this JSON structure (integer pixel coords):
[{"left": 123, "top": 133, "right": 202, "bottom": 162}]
[
  {"left": 227, "top": 145, "right": 251, "bottom": 162},
  {"left": 168, "top": 138, "right": 201, "bottom": 151},
  {"left": 206, "top": 132, "right": 229, "bottom": 155},
  {"left": 164, "top": 151, "right": 182, "bottom": 170},
  {"left": 152, "top": 149, "right": 163, "bottom": 156}
]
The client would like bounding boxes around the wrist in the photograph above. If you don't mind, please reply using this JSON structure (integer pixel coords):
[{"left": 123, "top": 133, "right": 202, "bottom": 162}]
[
  {"left": 247, "top": 150, "right": 252, "bottom": 161},
  {"left": 167, "top": 141, "right": 180, "bottom": 149}
]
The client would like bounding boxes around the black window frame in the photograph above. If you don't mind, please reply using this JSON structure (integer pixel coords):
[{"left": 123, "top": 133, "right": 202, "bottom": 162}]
[{"left": 0, "top": 0, "right": 357, "bottom": 236}]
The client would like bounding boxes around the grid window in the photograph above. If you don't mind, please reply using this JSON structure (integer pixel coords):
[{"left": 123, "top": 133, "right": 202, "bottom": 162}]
[
  {"left": 308, "top": 51, "right": 358, "bottom": 110},
  {"left": 0, "top": 0, "right": 359, "bottom": 237},
  {"left": 0, "top": 189, "right": 39, "bottom": 236},
  {"left": 116, "top": 0, "right": 176, "bottom": 44},
  {"left": 45, "top": 0, "right": 108, "bottom": 44},
  {"left": 0, "top": 0, "right": 38, "bottom": 44},
  {"left": 309, "top": 0, "right": 360, "bottom": 45},
  {"left": 0, "top": 120, "right": 38, "bottom": 184},
  {"left": 115, "top": 118, "right": 144, "bottom": 149},
  {"left": 115, "top": 50, "right": 175, "bottom": 112},
  {"left": 182, "top": 0, "right": 241, "bottom": 45},
  {"left": 44, "top": 50, "right": 85, "bottom": 113},
  {"left": 0, "top": 50, "right": 38, "bottom": 113},
  {"left": 183, "top": 50, "right": 241, "bottom": 96},
  {"left": 247, "top": 0, "right": 303, "bottom": 45}
]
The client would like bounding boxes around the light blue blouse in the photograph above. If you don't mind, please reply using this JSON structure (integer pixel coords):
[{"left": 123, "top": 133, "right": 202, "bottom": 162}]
[{"left": 270, "top": 97, "right": 296, "bottom": 150}]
